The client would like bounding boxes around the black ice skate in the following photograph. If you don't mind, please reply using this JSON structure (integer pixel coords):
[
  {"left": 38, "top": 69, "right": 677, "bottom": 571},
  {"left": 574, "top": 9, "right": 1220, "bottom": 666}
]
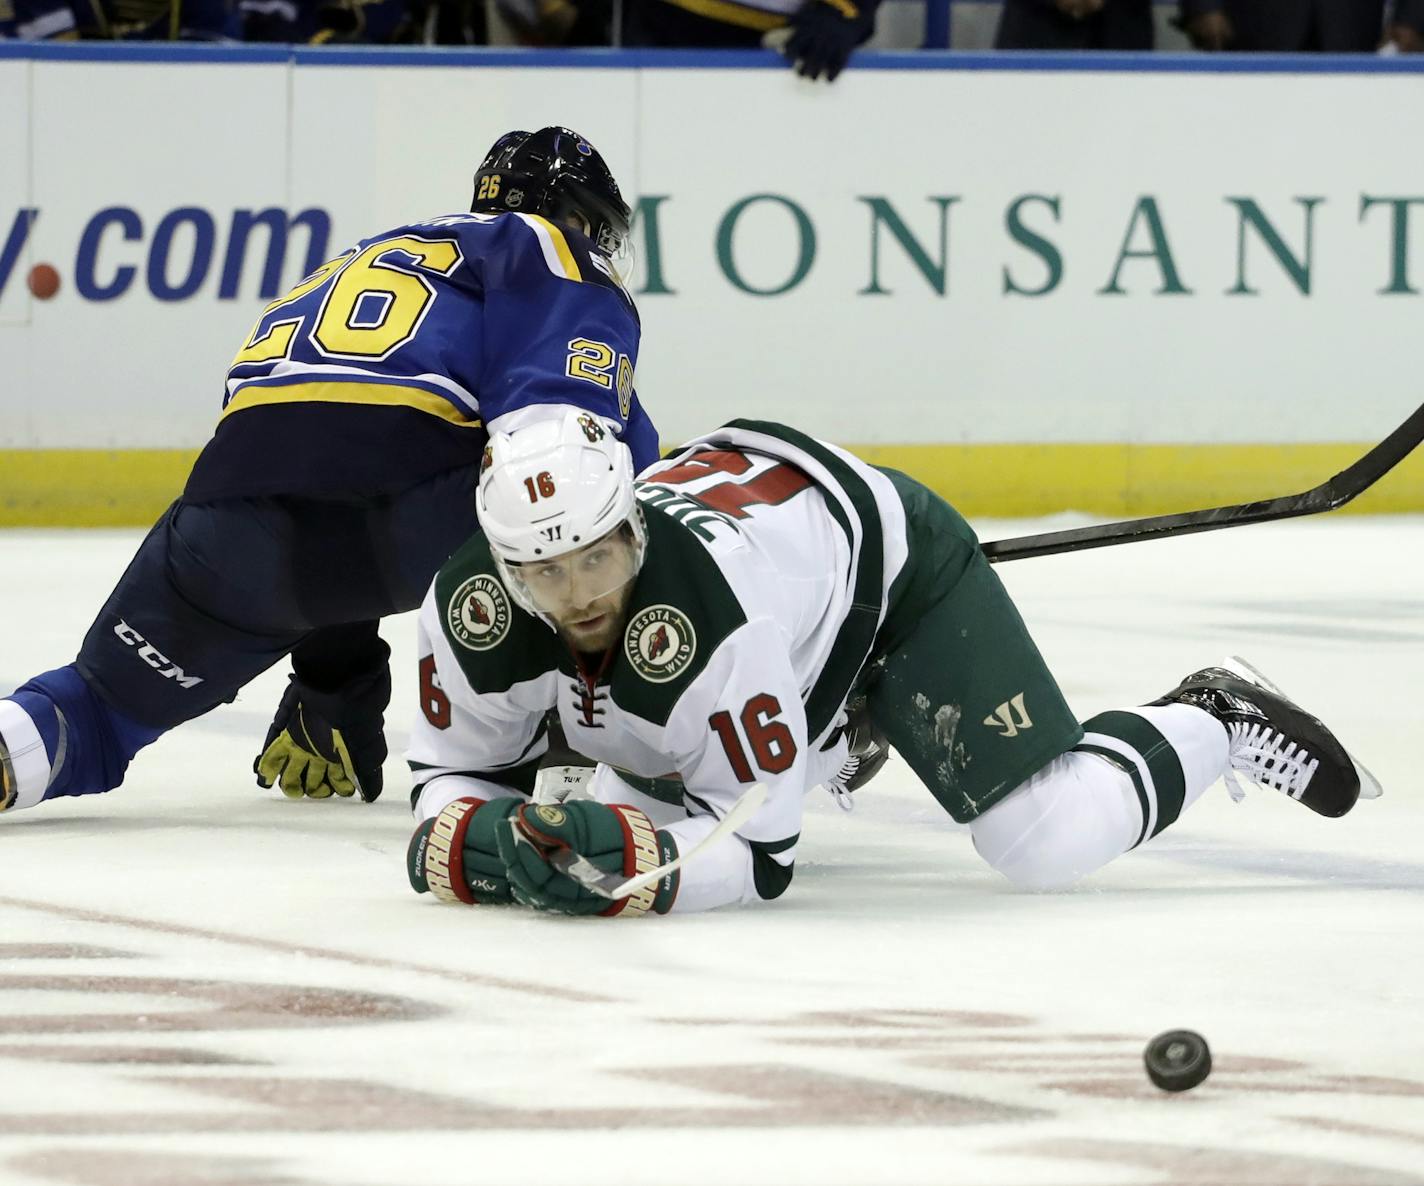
[
  {"left": 824, "top": 698, "right": 890, "bottom": 808},
  {"left": 1155, "top": 656, "right": 1382, "bottom": 818}
]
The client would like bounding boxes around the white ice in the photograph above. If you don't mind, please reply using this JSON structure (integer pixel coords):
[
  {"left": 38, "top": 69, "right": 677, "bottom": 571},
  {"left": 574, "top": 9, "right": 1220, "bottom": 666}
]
[{"left": 2, "top": 516, "right": 1422, "bottom": 1186}]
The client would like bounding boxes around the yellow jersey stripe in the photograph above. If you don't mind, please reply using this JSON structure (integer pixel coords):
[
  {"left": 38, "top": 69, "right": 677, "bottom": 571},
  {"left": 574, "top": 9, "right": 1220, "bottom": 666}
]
[
  {"left": 657, "top": 0, "right": 786, "bottom": 32},
  {"left": 221, "top": 381, "right": 483, "bottom": 427},
  {"left": 519, "top": 214, "right": 583, "bottom": 282}
]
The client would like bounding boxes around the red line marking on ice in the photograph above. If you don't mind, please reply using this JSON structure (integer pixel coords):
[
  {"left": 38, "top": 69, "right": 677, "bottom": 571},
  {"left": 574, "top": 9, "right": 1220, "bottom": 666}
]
[{"left": 6, "top": 896, "right": 615, "bottom": 1004}]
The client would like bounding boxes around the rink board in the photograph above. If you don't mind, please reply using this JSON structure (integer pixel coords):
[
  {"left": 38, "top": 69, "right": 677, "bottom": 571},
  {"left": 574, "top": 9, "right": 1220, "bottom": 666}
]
[{"left": 2, "top": 47, "right": 1424, "bottom": 522}]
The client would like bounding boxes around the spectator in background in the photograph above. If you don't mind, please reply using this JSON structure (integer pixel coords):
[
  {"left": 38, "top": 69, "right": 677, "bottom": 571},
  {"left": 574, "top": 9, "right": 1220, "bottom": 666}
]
[
  {"left": 494, "top": 0, "right": 609, "bottom": 44},
  {"left": 1385, "top": 0, "right": 1424, "bottom": 49},
  {"left": 623, "top": 0, "right": 882, "bottom": 82},
  {"left": 69, "top": 0, "right": 232, "bottom": 37},
  {"left": 241, "top": 0, "right": 414, "bottom": 41},
  {"left": 1179, "top": 0, "right": 1384, "bottom": 50},
  {"left": 994, "top": 0, "right": 1152, "bottom": 49},
  {"left": 0, "top": 0, "right": 75, "bottom": 37}
]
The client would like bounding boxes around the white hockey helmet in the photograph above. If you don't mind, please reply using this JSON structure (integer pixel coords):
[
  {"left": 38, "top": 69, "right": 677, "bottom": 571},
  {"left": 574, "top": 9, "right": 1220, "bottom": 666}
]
[{"left": 476, "top": 408, "right": 646, "bottom": 616}]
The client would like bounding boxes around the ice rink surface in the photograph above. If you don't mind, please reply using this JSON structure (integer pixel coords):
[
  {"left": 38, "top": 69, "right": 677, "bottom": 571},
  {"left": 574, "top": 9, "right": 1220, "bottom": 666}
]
[{"left": 2, "top": 516, "right": 1421, "bottom": 1186}]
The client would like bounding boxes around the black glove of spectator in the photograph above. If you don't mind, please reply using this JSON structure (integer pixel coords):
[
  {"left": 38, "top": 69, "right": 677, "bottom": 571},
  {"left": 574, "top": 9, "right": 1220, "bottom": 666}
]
[{"left": 783, "top": 0, "right": 877, "bottom": 82}]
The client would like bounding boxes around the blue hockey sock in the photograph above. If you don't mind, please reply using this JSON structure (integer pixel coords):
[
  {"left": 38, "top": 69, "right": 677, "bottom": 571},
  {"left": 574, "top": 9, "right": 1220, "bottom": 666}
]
[{"left": 2, "top": 665, "right": 165, "bottom": 806}]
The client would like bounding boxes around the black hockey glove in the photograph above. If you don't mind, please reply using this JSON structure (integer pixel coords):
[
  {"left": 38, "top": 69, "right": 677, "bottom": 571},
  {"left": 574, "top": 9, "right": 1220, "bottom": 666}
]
[
  {"left": 783, "top": 0, "right": 877, "bottom": 82},
  {"left": 255, "top": 652, "right": 391, "bottom": 802}
]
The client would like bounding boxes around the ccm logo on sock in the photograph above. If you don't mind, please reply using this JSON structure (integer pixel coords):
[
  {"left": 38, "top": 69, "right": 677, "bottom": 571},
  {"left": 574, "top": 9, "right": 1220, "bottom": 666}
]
[{"left": 113, "top": 621, "right": 204, "bottom": 688}]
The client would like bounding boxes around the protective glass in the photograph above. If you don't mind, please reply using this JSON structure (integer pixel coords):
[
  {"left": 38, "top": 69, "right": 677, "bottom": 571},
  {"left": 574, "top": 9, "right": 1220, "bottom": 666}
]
[
  {"left": 505, "top": 527, "right": 641, "bottom": 618},
  {"left": 606, "top": 235, "right": 637, "bottom": 286}
]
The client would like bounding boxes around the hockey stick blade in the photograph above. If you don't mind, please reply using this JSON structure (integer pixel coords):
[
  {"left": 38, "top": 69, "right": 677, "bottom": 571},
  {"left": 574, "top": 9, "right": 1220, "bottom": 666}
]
[
  {"left": 551, "top": 783, "right": 768, "bottom": 901},
  {"left": 981, "top": 398, "right": 1424, "bottom": 564}
]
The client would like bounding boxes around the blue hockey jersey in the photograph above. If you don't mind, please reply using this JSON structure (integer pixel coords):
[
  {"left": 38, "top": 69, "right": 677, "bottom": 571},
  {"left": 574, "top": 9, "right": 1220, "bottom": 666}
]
[{"left": 185, "top": 211, "right": 656, "bottom": 502}]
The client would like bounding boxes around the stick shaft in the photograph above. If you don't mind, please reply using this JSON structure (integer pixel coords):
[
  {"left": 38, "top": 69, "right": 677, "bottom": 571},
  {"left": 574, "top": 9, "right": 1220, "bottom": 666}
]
[
  {"left": 980, "top": 399, "right": 1424, "bottom": 564},
  {"left": 611, "top": 782, "right": 766, "bottom": 899},
  {"left": 551, "top": 783, "right": 767, "bottom": 901}
]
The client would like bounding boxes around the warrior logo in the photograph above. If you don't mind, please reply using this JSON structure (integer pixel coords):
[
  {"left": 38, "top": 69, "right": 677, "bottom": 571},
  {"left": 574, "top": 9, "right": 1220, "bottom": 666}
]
[
  {"left": 984, "top": 693, "right": 1033, "bottom": 738},
  {"left": 447, "top": 574, "right": 511, "bottom": 651},
  {"left": 625, "top": 605, "right": 696, "bottom": 683}
]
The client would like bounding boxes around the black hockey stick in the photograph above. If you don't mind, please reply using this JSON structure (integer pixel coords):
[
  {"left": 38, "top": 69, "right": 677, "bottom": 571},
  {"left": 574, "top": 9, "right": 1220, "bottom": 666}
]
[{"left": 980, "top": 398, "right": 1424, "bottom": 564}]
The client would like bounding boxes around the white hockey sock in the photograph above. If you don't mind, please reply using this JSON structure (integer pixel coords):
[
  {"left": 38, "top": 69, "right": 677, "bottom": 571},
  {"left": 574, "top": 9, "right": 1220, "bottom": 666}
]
[{"left": 969, "top": 704, "right": 1229, "bottom": 891}]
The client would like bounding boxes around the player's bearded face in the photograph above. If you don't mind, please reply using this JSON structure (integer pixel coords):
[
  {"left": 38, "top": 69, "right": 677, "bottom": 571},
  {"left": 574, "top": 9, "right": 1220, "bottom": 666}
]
[{"left": 515, "top": 529, "right": 639, "bottom": 652}]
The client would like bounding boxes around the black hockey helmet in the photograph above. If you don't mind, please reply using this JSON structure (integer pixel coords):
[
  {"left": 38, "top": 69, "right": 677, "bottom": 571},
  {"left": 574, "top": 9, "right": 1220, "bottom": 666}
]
[{"left": 471, "top": 126, "right": 631, "bottom": 256}]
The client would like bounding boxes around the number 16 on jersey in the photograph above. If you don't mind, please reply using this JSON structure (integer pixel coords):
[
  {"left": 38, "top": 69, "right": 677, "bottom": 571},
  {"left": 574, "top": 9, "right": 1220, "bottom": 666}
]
[{"left": 709, "top": 694, "right": 796, "bottom": 783}]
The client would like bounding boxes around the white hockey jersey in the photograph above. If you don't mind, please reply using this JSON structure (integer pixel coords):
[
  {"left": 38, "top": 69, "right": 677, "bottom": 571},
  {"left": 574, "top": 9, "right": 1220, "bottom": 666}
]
[{"left": 407, "top": 420, "right": 912, "bottom": 912}]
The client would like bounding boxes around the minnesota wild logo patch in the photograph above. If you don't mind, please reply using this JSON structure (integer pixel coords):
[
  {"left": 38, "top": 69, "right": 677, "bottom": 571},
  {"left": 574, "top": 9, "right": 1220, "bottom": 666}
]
[
  {"left": 625, "top": 605, "right": 696, "bottom": 683},
  {"left": 447, "top": 574, "right": 511, "bottom": 651}
]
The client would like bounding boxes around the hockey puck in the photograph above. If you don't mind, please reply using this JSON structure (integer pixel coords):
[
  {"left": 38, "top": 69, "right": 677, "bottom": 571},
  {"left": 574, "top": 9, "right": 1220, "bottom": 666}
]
[{"left": 1144, "top": 1029, "right": 1211, "bottom": 1092}]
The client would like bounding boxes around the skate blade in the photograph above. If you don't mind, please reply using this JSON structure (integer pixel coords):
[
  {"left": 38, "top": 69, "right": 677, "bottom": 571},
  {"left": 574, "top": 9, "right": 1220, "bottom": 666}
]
[{"left": 1223, "top": 655, "right": 1384, "bottom": 801}]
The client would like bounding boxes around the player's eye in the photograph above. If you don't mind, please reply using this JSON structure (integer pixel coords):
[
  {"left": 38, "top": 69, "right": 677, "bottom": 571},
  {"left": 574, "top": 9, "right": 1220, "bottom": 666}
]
[{"left": 530, "top": 563, "right": 567, "bottom": 585}]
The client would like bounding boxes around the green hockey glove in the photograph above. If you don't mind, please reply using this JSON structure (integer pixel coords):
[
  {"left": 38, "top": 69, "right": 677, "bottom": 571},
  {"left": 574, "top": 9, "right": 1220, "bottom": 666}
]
[
  {"left": 407, "top": 797, "right": 524, "bottom": 905},
  {"left": 495, "top": 800, "right": 679, "bottom": 917}
]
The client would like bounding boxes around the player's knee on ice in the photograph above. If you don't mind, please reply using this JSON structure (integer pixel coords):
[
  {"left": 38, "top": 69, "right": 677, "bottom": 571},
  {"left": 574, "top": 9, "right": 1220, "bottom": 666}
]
[{"left": 968, "top": 751, "right": 1146, "bottom": 890}]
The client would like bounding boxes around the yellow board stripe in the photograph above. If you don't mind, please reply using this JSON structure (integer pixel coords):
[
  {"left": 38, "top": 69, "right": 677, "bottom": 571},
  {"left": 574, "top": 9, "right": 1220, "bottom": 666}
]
[
  {"left": 655, "top": 0, "right": 786, "bottom": 31},
  {"left": 2, "top": 442, "right": 1422, "bottom": 527},
  {"left": 221, "top": 381, "right": 482, "bottom": 426},
  {"left": 844, "top": 441, "right": 1424, "bottom": 519},
  {"left": 0, "top": 449, "right": 200, "bottom": 528}
]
